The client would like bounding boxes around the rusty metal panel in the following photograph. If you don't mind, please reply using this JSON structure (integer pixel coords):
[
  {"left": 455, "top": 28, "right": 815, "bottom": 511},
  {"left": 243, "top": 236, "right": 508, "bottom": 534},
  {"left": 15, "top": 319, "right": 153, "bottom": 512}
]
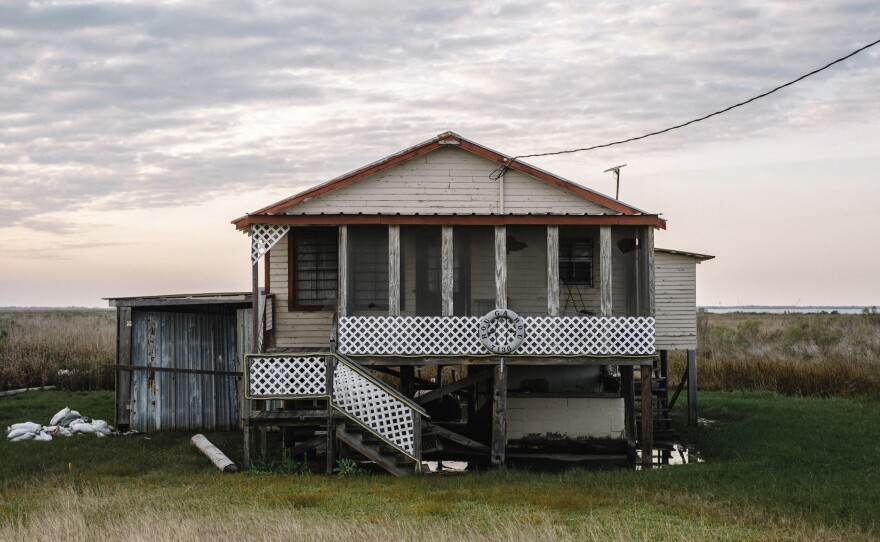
[{"left": 130, "top": 310, "right": 239, "bottom": 432}]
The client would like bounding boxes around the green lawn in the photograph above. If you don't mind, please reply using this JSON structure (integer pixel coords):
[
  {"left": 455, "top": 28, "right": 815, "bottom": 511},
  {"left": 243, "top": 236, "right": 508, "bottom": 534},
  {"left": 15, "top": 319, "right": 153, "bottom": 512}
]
[{"left": 1, "top": 390, "right": 878, "bottom": 541}]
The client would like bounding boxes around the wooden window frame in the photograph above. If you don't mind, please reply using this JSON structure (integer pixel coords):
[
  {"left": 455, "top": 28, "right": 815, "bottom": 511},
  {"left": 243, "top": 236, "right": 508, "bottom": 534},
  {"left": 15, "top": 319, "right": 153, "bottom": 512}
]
[
  {"left": 559, "top": 236, "right": 594, "bottom": 287},
  {"left": 288, "top": 227, "right": 338, "bottom": 311}
]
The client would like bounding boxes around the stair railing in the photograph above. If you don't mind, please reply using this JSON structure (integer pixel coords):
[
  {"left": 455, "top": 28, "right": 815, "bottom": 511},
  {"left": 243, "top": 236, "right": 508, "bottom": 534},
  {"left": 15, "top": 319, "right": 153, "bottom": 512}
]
[
  {"left": 244, "top": 350, "right": 428, "bottom": 462},
  {"left": 331, "top": 353, "right": 427, "bottom": 460}
]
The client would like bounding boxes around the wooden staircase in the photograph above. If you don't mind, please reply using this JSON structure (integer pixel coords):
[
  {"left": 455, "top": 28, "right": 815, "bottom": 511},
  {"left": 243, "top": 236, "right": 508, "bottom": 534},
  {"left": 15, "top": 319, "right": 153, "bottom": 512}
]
[{"left": 336, "top": 422, "right": 422, "bottom": 476}]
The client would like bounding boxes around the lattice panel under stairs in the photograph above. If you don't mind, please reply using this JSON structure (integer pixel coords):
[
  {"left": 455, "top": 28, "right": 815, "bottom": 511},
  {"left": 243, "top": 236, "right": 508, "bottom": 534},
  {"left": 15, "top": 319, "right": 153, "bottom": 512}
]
[
  {"left": 250, "top": 223, "right": 290, "bottom": 264},
  {"left": 333, "top": 363, "right": 416, "bottom": 455},
  {"left": 248, "top": 356, "right": 327, "bottom": 398},
  {"left": 337, "top": 316, "right": 655, "bottom": 356}
]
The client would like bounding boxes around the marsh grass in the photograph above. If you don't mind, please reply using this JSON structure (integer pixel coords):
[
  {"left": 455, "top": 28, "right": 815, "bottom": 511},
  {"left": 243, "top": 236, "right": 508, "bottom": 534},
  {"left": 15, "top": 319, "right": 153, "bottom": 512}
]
[
  {"left": 1, "top": 390, "right": 878, "bottom": 540},
  {"left": 0, "top": 310, "right": 115, "bottom": 391},
  {"left": 2, "top": 309, "right": 879, "bottom": 395},
  {"left": 669, "top": 311, "right": 880, "bottom": 397}
]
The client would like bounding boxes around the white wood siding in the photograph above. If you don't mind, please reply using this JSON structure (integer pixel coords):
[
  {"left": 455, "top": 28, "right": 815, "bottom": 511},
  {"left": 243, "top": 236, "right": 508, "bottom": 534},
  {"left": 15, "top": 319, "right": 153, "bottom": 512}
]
[
  {"left": 654, "top": 251, "right": 698, "bottom": 350},
  {"left": 267, "top": 234, "right": 334, "bottom": 348},
  {"left": 287, "top": 146, "right": 615, "bottom": 215}
]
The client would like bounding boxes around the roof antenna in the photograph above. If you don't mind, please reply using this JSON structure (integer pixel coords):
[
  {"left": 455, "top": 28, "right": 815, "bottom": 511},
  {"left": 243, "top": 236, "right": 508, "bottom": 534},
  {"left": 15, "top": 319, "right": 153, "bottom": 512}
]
[{"left": 603, "top": 164, "right": 627, "bottom": 199}]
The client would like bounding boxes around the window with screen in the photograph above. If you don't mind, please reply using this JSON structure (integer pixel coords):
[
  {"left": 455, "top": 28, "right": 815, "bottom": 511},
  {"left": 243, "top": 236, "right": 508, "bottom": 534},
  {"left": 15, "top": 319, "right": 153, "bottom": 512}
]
[
  {"left": 559, "top": 237, "right": 593, "bottom": 286},
  {"left": 351, "top": 227, "right": 388, "bottom": 311},
  {"left": 290, "top": 228, "right": 338, "bottom": 310}
]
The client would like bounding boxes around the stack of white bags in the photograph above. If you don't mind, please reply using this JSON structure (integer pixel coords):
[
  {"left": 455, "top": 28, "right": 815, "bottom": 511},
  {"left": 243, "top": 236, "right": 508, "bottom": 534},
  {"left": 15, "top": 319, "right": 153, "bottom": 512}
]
[{"left": 6, "top": 407, "right": 117, "bottom": 442}]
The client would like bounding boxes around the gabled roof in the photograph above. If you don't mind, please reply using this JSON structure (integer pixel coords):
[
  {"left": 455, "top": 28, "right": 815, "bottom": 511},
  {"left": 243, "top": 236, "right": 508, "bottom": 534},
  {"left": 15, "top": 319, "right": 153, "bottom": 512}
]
[{"left": 232, "top": 132, "right": 666, "bottom": 229}]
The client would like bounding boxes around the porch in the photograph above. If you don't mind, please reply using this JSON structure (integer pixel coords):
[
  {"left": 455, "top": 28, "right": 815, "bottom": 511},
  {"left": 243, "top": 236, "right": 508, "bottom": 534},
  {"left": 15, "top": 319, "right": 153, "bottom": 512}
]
[{"left": 244, "top": 221, "right": 662, "bottom": 473}]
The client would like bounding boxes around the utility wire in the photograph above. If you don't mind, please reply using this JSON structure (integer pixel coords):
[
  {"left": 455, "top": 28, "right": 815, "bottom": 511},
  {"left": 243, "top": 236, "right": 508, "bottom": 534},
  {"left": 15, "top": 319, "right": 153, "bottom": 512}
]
[{"left": 490, "top": 36, "right": 880, "bottom": 180}]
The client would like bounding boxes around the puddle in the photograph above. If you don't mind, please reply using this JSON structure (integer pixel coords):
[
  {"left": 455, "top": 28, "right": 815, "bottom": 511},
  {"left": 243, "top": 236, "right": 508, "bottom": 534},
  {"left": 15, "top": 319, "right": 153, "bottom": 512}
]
[
  {"left": 636, "top": 442, "right": 704, "bottom": 469},
  {"left": 425, "top": 460, "right": 468, "bottom": 473}
]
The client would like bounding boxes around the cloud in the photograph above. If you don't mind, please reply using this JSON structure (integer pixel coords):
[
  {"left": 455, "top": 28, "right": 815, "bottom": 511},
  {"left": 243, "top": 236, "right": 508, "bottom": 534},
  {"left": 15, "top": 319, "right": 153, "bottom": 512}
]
[{"left": 1, "top": 0, "right": 879, "bottom": 234}]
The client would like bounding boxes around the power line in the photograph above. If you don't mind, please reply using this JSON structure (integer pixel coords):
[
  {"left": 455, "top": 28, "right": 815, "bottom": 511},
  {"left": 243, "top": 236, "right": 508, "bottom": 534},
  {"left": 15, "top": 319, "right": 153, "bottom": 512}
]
[{"left": 490, "top": 36, "right": 880, "bottom": 180}]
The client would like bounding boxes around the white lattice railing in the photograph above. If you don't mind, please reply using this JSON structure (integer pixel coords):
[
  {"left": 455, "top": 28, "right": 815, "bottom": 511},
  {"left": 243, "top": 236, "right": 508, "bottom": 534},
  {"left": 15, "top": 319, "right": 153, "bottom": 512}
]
[
  {"left": 248, "top": 355, "right": 327, "bottom": 398},
  {"left": 245, "top": 354, "right": 426, "bottom": 459},
  {"left": 337, "top": 315, "right": 655, "bottom": 357}
]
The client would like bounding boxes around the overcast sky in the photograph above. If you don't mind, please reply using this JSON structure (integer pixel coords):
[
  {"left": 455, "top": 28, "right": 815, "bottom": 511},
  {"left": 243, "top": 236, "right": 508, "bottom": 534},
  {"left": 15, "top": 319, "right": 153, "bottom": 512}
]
[{"left": 1, "top": 0, "right": 878, "bottom": 308}]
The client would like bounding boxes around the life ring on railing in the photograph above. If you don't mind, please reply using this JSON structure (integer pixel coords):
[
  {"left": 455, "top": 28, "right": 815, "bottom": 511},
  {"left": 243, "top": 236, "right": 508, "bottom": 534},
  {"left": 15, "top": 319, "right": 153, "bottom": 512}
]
[{"left": 479, "top": 309, "right": 526, "bottom": 354}]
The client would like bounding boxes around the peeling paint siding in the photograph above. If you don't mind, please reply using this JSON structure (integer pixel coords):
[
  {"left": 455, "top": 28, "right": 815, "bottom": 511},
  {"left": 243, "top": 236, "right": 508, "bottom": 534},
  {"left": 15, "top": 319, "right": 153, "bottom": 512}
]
[
  {"left": 654, "top": 251, "right": 698, "bottom": 350},
  {"left": 285, "top": 147, "right": 615, "bottom": 215},
  {"left": 129, "top": 311, "right": 239, "bottom": 432}
]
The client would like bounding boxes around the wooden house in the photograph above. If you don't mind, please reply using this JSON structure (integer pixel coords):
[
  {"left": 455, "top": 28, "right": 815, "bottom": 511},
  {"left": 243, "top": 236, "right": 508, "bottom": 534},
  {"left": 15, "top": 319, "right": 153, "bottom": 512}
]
[{"left": 231, "top": 132, "right": 712, "bottom": 474}]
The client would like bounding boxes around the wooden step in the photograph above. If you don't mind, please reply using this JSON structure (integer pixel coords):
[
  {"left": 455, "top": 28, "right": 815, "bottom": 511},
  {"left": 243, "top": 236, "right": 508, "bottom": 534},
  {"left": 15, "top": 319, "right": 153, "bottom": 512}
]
[{"left": 335, "top": 425, "right": 415, "bottom": 477}]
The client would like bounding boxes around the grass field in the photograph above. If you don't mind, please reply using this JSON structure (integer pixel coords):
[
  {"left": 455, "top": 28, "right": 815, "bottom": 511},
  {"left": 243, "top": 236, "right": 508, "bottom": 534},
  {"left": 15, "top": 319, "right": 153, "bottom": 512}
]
[{"left": 2, "top": 390, "right": 878, "bottom": 541}]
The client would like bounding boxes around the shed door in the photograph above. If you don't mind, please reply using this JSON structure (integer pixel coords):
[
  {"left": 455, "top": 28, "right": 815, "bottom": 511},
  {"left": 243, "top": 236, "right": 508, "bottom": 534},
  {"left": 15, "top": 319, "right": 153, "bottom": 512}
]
[{"left": 129, "top": 310, "right": 238, "bottom": 432}]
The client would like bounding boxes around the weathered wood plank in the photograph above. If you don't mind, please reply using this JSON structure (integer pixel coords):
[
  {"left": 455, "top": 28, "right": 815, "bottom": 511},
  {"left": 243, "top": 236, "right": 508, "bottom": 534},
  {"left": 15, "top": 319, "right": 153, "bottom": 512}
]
[
  {"left": 415, "top": 371, "right": 492, "bottom": 405},
  {"left": 495, "top": 226, "right": 507, "bottom": 309},
  {"left": 441, "top": 225, "right": 454, "bottom": 316},
  {"left": 491, "top": 363, "right": 507, "bottom": 466},
  {"left": 430, "top": 424, "right": 490, "bottom": 453},
  {"left": 338, "top": 225, "right": 348, "bottom": 317},
  {"left": 600, "top": 226, "right": 612, "bottom": 316},
  {"left": 388, "top": 225, "right": 401, "bottom": 316},
  {"left": 547, "top": 226, "right": 559, "bottom": 316},
  {"left": 115, "top": 306, "right": 132, "bottom": 428},
  {"left": 645, "top": 227, "right": 656, "bottom": 317},
  {"left": 640, "top": 364, "right": 653, "bottom": 468},
  {"left": 326, "top": 355, "right": 336, "bottom": 475},
  {"left": 251, "top": 262, "right": 260, "bottom": 352}
]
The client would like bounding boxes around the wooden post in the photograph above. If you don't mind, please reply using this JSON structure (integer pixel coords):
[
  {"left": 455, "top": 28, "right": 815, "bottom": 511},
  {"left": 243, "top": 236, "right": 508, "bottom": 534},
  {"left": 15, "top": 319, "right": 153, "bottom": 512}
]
[
  {"left": 641, "top": 363, "right": 653, "bottom": 468},
  {"left": 547, "top": 226, "right": 559, "bottom": 316},
  {"left": 644, "top": 226, "right": 655, "bottom": 317},
  {"left": 491, "top": 362, "right": 507, "bottom": 466},
  {"left": 389, "top": 225, "right": 401, "bottom": 316},
  {"left": 326, "top": 355, "right": 336, "bottom": 475},
  {"left": 621, "top": 365, "right": 636, "bottom": 460},
  {"left": 495, "top": 226, "right": 507, "bottom": 309},
  {"left": 441, "top": 225, "right": 454, "bottom": 316},
  {"left": 115, "top": 306, "right": 132, "bottom": 429},
  {"left": 401, "top": 366, "right": 415, "bottom": 398},
  {"left": 412, "top": 413, "right": 423, "bottom": 474},
  {"left": 687, "top": 349, "right": 698, "bottom": 426},
  {"left": 659, "top": 349, "right": 668, "bottom": 381},
  {"left": 600, "top": 226, "right": 612, "bottom": 316},
  {"left": 338, "top": 225, "right": 348, "bottom": 317},
  {"left": 251, "top": 262, "right": 259, "bottom": 353}
]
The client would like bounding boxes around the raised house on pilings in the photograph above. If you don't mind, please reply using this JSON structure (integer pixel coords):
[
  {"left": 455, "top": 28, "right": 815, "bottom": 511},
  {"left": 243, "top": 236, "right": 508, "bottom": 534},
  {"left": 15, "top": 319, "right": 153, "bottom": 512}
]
[{"left": 231, "top": 131, "right": 713, "bottom": 474}]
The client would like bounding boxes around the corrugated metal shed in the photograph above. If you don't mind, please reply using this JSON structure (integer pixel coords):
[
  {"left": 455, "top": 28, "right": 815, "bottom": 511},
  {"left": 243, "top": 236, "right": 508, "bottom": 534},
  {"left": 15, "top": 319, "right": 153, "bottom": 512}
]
[{"left": 107, "top": 293, "right": 253, "bottom": 432}]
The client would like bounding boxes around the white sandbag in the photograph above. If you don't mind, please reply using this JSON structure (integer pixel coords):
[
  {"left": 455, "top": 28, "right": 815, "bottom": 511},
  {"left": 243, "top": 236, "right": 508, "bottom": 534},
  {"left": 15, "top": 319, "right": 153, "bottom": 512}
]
[
  {"left": 7, "top": 422, "right": 41, "bottom": 434},
  {"left": 7, "top": 427, "right": 39, "bottom": 440},
  {"left": 69, "top": 421, "right": 96, "bottom": 434},
  {"left": 90, "top": 420, "right": 114, "bottom": 435},
  {"left": 50, "top": 407, "right": 70, "bottom": 426},
  {"left": 10, "top": 432, "right": 36, "bottom": 442},
  {"left": 33, "top": 432, "right": 52, "bottom": 441},
  {"left": 58, "top": 411, "right": 82, "bottom": 426}
]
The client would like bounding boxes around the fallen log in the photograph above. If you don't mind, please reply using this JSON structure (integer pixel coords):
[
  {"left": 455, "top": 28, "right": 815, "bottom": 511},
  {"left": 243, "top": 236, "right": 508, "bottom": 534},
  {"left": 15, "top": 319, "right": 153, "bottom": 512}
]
[
  {"left": 0, "top": 386, "right": 57, "bottom": 398},
  {"left": 191, "top": 434, "right": 238, "bottom": 473}
]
